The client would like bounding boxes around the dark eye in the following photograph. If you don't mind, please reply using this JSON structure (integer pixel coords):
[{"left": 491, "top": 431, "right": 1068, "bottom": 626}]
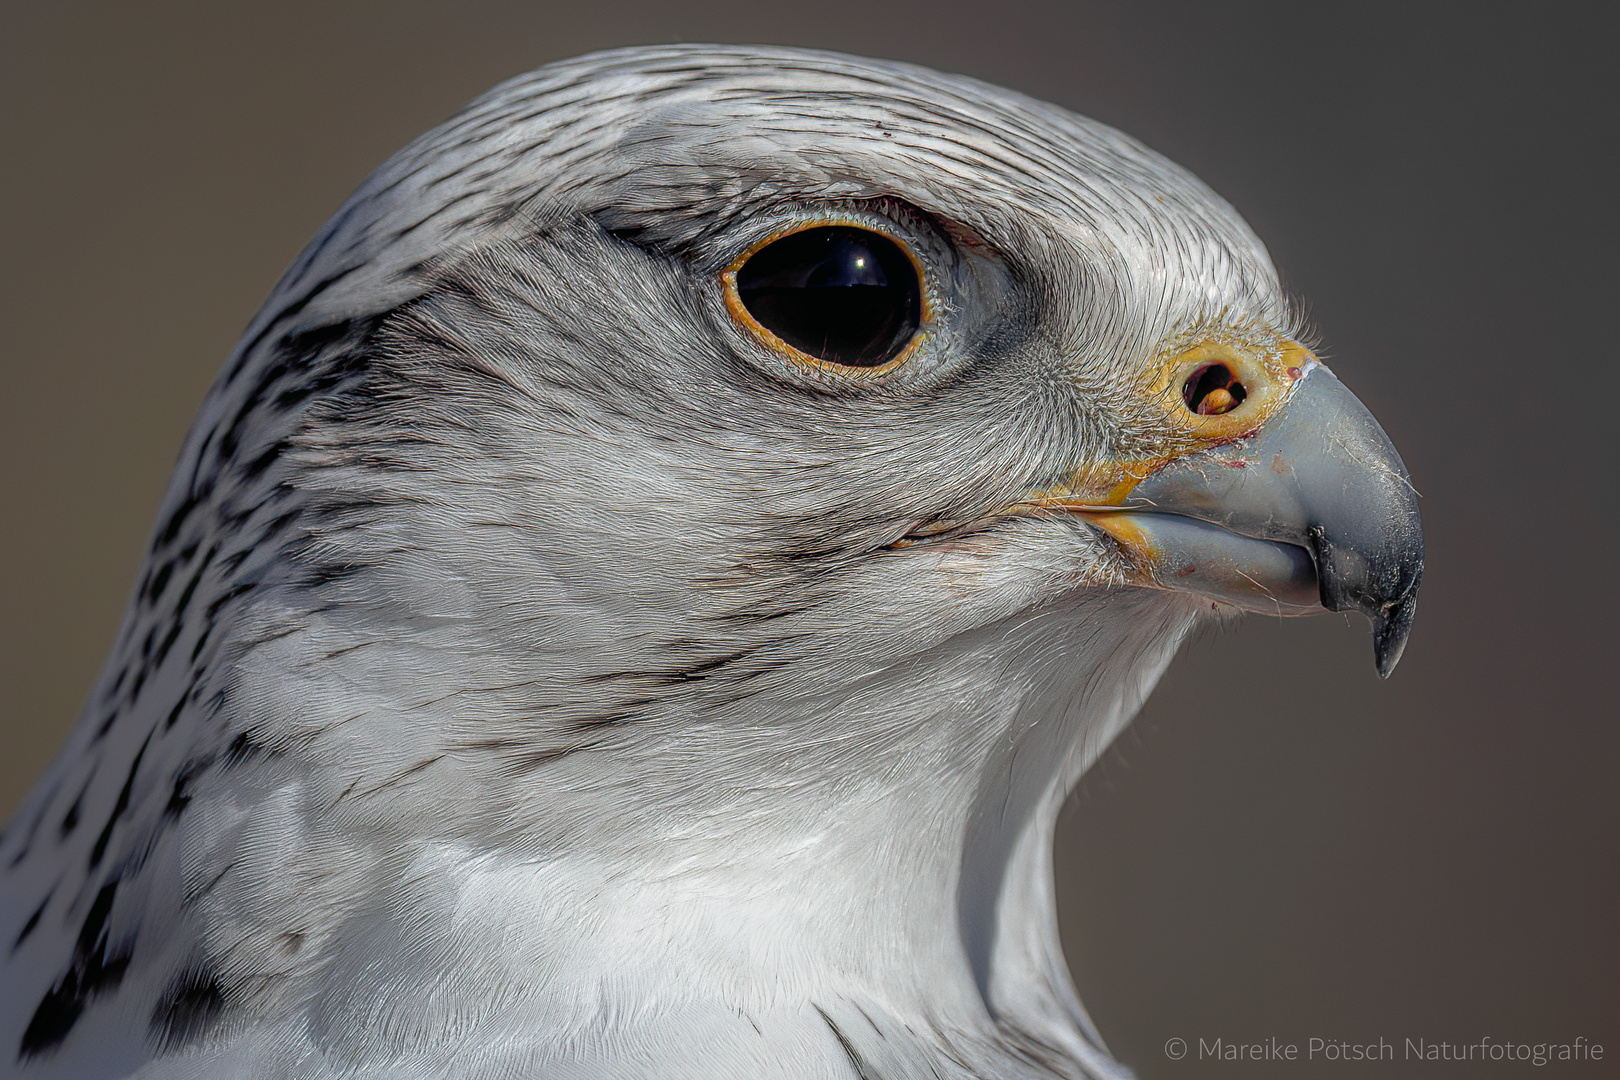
[{"left": 731, "top": 226, "right": 923, "bottom": 368}]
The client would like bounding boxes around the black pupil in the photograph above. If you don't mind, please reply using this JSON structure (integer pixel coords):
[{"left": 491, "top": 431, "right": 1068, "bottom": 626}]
[{"left": 735, "top": 226, "right": 922, "bottom": 368}]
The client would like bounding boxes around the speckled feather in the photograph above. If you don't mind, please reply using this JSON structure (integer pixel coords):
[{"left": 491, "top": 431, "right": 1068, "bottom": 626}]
[{"left": 1, "top": 45, "right": 1294, "bottom": 1079}]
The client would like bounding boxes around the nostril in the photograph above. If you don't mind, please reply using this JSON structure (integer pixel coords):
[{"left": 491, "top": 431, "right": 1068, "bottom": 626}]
[{"left": 1182, "top": 363, "right": 1248, "bottom": 416}]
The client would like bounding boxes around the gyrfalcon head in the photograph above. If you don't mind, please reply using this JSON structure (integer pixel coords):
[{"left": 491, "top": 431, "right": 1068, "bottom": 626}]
[{"left": 0, "top": 45, "right": 1421, "bottom": 1080}]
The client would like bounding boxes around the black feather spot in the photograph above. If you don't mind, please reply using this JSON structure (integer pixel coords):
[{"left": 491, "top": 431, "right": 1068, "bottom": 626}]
[
  {"left": 12, "top": 892, "right": 49, "bottom": 952},
  {"left": 150, "top": 965, "right": 226, "bottom": 1050},
  {"left": 92, "top": 709, "right": 120, "bottom": 742},
  {"left": 17, "top": 882, "right": 133, "bottom": 1058},
  {"left": 88, "top": 735, "right": 148, "bottom": 870},
  {"left": 58, "top": 796, "right": 81, "bottom": 839},
  {"left": 126, "top": 667, "right": 148, "bottom": 707},
  {"left": 205, "top": 582, "right": 255, "bottom": 619},
  {"left": 155, "top": 480, "right": 212, "bottom": 547},
  {"left": 189, "top": 626, "right": 213, "bottom": 664},
  {"left": 164, "top": 760, "right": 207, "bottom": 819},
  {"left": 152, "top": 623, "right": 184, "bottom": 668},
  {"left": 239, "top": 437, "right": 289, "bottom": 479},
  {"left": 146, "top": 561, "right": 175, "bottom": 604},
  {"left": 222, "top": 732, "right": 261, "bottom": 769}
]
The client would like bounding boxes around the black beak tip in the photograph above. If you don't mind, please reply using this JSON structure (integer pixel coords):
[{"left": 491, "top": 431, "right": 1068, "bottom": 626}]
[
  {"left": 1371, "top": 592, "right": 1419, "bottom": 678},
  {"left": 1313, "top": 539, "right": 1423, "bottom": 678}
]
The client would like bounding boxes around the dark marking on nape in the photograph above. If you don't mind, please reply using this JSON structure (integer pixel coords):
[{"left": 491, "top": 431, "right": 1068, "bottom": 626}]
[
  {"left": 218, "top": 544, "right": 254, "bottom": 575},
  {"left": 8, "top": 778, "right": 66, "bottom": 868},
  {"left": 155, "top": 478, "right": 214, "bottom": 549},
  {"left": 126, "top": 666, "right": 149, "bottom": 708},
  {"left": 164, "top": 698, "right": 188, "bottom": 731},
  {"left": 666, "top": 649, "right": 754, "bottom": 683},
  {"left": 150, "top": 965, "right": 227, "bottom": 1051},
  {"left": 815, "top": 1006, "right": 877, "bottom": 1080},
  {"left": 217, "top": 346, "right": 307, "bottom": 462},
  {"left": 188, "top": 625, "right": 213, "bottom": 664},
  {"left": 354, "top": 755, "right": 444, "bottom": 798},
  {"left": 709, "top": 603, "right": 818, "bottom": 626},
  {"left": 275, "top": 347, "right": 371, "bottom": 409},
  {"left": 506, "top": 742, "right": 591, "bottom": 775},
  {"left": 588, "top": 650, "right": 754, "bottom": 688},
  {"left": 164, "top": 759, "right": 210, "bottom": 819},
  {"left": 89, "top": 734, "right": 150, "bottom": 870},
  {"left": 55, "top": 773, "right": 95, "bottom": 841},
  {"left": 12, "top": 891, "right": 50, "bottom": 952},
  {"left": 566, "top": 712, "right": 635, "bottom": 730},
  {"left": 451, "top": 736, "right": 529, "bottom": 754},
  {"left": 214, "top": 316, "right": 374, "bottom": 469},
  {"left": 92, "top": 708, "right": 120, "bottom": 742},
  {"left": 301, "top": 495, "right": 392, "bottom": 524},
  {"left": 233, "top": 621, "right": 299, "bottom": 654},
  {"left": 164, "top": 781, "right": 193, "bottom": 819},
  {"left": 205, "top": 581, "right": 256, "bottom": 620},
  {"left": 102, "top": 667, "right": 127, "bottom": 702},
  {"left": 146, "top": 561, "right": 175, "bottom": 604},
  {"left": 561, "top": 695, "right": 659, "bottom": 730},
  {"left": 303, "top": 559, "right": 369, "bottom": 587},
  {"left": 152, "top": 622, "right": 184, "bottom": 668},
  {"left": 184, "top": 862, "right": 236, "bottom": 909},
  {"left": 239, "top": 437, "right": 290, "bottom": 480},
  {"left": 388, "top": 187, "right": 482, "bottom": 242},
  {"left": 223, "top": 270, "right": 365, "bottom": 385},
  {"left": 18, "top": 882, "right": 133, "bottom": 1059},
  {"left": 58, "top": 790, "right": 83, "bottom": 839},
  {"left": 397, "top": 322, "right": 464, "bottom": 356},
  {"left": 222, "top": 732, "right": 262, "bottom": 769},
  {"left": 173, "top": 549, "right": 216, "bottom": 617}
]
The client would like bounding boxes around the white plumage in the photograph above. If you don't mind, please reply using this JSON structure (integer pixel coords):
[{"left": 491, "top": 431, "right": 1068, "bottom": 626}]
[{"left": 0, "top": 46, "right": 1419, "bottom": 1079}]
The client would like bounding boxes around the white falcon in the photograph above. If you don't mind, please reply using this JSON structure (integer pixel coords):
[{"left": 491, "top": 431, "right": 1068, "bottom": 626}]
[{"left": 0, "top": 46, "right": 1422, "bottom": 1080}]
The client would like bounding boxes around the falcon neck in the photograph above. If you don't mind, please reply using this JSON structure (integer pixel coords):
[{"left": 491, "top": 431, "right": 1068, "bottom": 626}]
[
  {"left": 513, "top": 588, "right": 1200, "bottom": 1069},
  {"left": 210, "top": 585, "right": 1196, "bottom": 1078}
]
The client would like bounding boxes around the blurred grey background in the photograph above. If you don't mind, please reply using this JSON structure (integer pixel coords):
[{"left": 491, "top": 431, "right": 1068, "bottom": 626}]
[{"left": 2, "top": 2, "right": 1613, "bottom": 1077}]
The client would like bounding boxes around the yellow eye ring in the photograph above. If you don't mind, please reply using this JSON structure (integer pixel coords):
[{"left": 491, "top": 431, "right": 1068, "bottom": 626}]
[{"left": 721, "top": 219, "right": 934, "bottom": 377}]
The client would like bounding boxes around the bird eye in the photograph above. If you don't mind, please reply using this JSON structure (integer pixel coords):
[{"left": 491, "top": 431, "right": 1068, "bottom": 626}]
[{"left": 729, "top": 226, "right": 923, "bottom": 369}]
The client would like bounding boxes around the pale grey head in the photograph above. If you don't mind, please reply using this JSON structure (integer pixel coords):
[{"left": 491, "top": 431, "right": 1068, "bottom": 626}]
[{"left": 0, "top": 45, "right": 1420, "bottom": 1080}]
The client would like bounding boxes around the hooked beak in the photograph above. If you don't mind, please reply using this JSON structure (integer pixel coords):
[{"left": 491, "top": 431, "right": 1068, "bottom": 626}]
[{"left": 1077, "top": 363, "right": 1424, "bottom": 677}]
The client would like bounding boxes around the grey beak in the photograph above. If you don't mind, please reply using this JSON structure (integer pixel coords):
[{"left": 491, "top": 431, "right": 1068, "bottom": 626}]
[{"left": 1125, "top": 366, "right": 1424, "bottom": 676}]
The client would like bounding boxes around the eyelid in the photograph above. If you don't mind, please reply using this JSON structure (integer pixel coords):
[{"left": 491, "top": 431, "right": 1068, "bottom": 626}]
[{"left": 720, "top": 214, "right": 937, "bottom": 378}]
